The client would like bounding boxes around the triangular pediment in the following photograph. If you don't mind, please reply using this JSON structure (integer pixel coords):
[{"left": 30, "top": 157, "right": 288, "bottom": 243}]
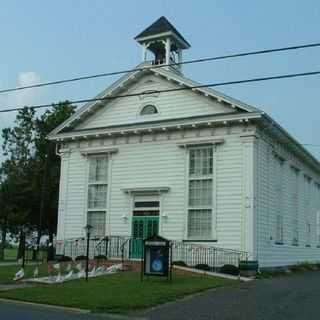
[{"left": 49, "top": 64, "right": 260, "bottom": 138}]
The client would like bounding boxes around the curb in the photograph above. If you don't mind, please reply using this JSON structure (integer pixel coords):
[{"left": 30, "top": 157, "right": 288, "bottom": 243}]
[
  {"left": 0, "top": 298, "right": 148, "bottom": 319},
  {"left": 0, "top": 298, "right": 91, "bottom": 314}
]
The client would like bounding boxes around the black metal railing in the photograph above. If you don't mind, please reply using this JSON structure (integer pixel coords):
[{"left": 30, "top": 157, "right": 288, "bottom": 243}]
[
  {"left": 171, "top": 241, "right": 248, "bottom": 269},
  {"left": 55, "top": 236, "right": 248, "bottom": 268}
]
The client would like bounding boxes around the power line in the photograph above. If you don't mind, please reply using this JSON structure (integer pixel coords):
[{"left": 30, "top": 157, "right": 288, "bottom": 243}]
[
  {"left": 0, "top": 42, "right": 319, "bottom": 95},
  {"left": 0, "top": 69, "right": 319, "bottom": 114}
]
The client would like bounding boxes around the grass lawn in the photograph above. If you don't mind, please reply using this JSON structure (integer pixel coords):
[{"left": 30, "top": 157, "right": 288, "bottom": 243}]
[
  {"left": 0, "top": 264, "right": 50, "bottom": 285},
  {"left": 3, "top": 248, "right": 47, "bottom": 261},
  {"left": 0, "top": 271, "right": 236, "bottom": 313}
]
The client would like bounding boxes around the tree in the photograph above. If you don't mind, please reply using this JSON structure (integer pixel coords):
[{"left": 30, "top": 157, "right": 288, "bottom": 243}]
[
  {"left": 0, "top": 101, "right": 75, "bottom": 260},
  {"left": 33, "top": 102, "right": 76, "bottom": 259}
]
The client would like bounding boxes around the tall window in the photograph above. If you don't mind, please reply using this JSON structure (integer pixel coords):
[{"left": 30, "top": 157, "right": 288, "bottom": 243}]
[
  {"left": 291, "top": 167, "right": 299, "bottom": 245},
  {"left": 293, "top": 219, "right": 299, "bottom": 245},
  {"left": 276, "top": 215, "right": 284, "bottom": 244},
  {"left": 275, "top": 157, "right": 284, "bottom": 244},
  {"left": 87, "top": 156, "right": 108, "bottom": 237},
  {"left": 306, "top": 222, "right": 311, "bottom": 247},
  {"left": 304, "top": 176, "right": 312, "bottom": 247},
  {"left": 187, "top": 147, "right": 213, "bottom": 239}
]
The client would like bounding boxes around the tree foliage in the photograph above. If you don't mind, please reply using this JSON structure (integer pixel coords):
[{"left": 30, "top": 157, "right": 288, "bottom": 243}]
[{"left": 0, "top": 101, "right": 75, "bottom": 259}]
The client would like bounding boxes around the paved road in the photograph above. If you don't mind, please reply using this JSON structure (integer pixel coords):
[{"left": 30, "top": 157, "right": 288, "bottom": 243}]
[
  {"left": 142, "top": 271, "right": 320, "bottom": 320},
  {"left": 0, "top": 300, "right": 141, "bottom": 320},
  {"left": 2, "top": 272, "right": 320, "bottom": 319}
]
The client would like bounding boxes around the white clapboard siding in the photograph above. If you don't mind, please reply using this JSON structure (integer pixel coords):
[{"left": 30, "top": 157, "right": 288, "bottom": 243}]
[
  {"left": 75, "top": 75, "right": 234, "bottom": 130},
  {"left": 59, "top": 151, "right": 87, "bottom": 239},
  {"left": 57, "top": 129, "right": 245, "bottom": 252},
  {"left": 256, "top": 136, "right": 320, "bottom": 267}
]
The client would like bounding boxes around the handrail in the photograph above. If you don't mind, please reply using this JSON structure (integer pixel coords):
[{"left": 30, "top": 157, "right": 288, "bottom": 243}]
[{"left": 55, "top": 235, "right": 249, "bottom": 267}]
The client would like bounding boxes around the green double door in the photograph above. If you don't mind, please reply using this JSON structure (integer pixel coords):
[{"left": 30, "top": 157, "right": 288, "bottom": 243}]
[{"left": 130, "top": 216, "right": 159, "bottom": 259}]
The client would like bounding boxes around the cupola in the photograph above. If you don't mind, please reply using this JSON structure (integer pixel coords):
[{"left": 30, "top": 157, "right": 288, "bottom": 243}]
[{"left": 135, "top": 16, "right": 190, "bottom": 74}]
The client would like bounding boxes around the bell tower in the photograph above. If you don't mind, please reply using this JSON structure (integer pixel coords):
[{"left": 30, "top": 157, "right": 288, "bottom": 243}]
[{"left": 135, "top": 16, "right": 190, "bottom": 74}]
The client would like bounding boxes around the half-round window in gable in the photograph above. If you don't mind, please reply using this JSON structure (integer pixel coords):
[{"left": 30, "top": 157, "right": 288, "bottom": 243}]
[{"left": 140, "top": 104, "right": 158, "bottom": 115}]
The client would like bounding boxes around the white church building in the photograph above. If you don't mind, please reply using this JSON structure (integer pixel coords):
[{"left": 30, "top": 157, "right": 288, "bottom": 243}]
[{"left": 49, "top": 17, "right": 320, "bottom": 267}]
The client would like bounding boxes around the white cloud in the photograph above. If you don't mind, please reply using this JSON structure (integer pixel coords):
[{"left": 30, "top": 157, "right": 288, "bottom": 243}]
[
  {"left": 0, "top": 71, "right": 43, "bottom": 162},
  {"left": 14, "top": 71, "right": 42, "bottom": 106}
]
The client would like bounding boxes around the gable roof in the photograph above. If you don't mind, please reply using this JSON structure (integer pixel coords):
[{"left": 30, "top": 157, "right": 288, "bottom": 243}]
[
  {"left": 135, "top": 16, "right": 191, "bottom": 48},
  {"left": 48, "top": 63, "right": 261, "bottom": 138}
]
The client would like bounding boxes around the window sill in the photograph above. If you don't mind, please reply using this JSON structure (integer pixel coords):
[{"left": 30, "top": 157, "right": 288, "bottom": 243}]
[{"left": 183, "top": 239, "right": 217, "bottom": 243}]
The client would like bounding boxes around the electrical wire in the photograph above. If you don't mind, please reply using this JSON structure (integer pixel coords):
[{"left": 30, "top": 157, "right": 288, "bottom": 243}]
[
  {"left": 0, "top": 69, "right": 319, "bottom": 114},
  {"left": 0, "top": 42, "right": 319, "bottom": 95}
]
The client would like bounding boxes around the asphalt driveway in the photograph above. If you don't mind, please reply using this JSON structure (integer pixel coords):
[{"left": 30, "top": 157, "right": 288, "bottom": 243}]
[
  {"left": 141, "top": 271, "right": 320, "bottom": 320},
  {"left": 1, "top": 272, "right": 320, "bottom": 320}
]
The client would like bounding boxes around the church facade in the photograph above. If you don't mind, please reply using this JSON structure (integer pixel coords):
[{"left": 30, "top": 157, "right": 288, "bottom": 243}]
[{"left": 49, "top": 17, "right": 320, "bottom": 267}]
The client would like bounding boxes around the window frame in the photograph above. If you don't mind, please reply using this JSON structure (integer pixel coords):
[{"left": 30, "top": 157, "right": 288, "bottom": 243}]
[
  {"left": 290, "top": 166, "right": 300, "bottom": 246},
  {"left": 186, "top": 146, "right": 215, "bottom": 240},
  {"left": 306, "top": 222, "right": 311, "bottom": 247},
  {"left": 274, "top": 156, "right": 284, "bottom": 245},
  {"left": 316, "top": 210, "right": 320, "bottom": 247},
  {"left": 140, "top": 104, "right": 159, "bottom": 116},
  {"left": 86, "top": 155, "right": 109, "bottom": 238}
]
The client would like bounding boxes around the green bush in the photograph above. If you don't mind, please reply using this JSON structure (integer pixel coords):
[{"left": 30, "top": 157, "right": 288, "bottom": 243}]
[
  {"left": 194, "top": 264, "right": 211, "bottom": 271},
  {"left": 57, "top": 255, "right": 73, "bottom": 262},
  {"left": 75, "top": 255, "right": 87, "bottom": 261},
  {"left": 172, "top": 260, "right": 188, "bottom": 267},
  {"left": 220, "top": 264, "right": 239, "bottom": 276},
  {"left": 94, "top": 255, "right": 107, "bottom": 260}
]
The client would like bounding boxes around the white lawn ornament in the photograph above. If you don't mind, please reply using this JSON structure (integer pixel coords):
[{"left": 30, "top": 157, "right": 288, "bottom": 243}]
[
  {"left": 77, "top": 269, "right": 85, "bottom": 279},
  {"left": 89, "top": 266, "right": 96, "bottom": 277},
  {"left": 13, "top": 268, "right": 25, "bottom": 281},
  {"left": 75, "top": 263, "right": 82, "bottom": 271},
  {"left": 66, "top": 263, "right": 72, "bottom": 272},
  {"left": 53, "top": 263, "right": 60, "bottom": 270},
  {"left": 55, "top": 272, "right": 64, "bottom": 283},
  {"left": 106, "top": 263, "right": 122, "bottom": 273},
  {"left": 64, "top": 270, "right": 74, "bottom": 280},
  {"left": 96, "top": 266, "right": 106, "bottom": 273},
  {"left": 33, "top": 266, "right": 39, "bottom": 278}
]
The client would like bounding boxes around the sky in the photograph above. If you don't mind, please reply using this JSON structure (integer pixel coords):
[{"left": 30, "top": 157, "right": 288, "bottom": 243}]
[{"left": 0, "top": 0, "right": 319, "bottom": 160}]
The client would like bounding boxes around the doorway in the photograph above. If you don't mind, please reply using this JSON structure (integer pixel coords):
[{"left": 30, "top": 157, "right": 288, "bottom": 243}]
[{"left": 130, "top": 197, "right": 160, "bottom": 259}]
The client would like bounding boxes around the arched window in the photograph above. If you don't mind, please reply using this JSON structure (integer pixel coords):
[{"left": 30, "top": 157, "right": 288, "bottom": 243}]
[{"left": 140, "top": 104, "right": 158, "bottom": 115}]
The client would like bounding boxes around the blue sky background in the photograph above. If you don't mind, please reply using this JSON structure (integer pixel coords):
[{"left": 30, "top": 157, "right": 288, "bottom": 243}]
[{"left": 0, "top": 0, "right": 319, "bottom": 159}]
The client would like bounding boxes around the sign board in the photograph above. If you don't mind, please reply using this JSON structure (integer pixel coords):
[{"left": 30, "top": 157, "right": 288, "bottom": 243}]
[{"left": 141, "top": 235, "right": 172, "bottom": 281}]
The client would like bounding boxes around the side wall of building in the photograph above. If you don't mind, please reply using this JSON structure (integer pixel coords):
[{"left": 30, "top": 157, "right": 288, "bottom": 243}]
[
  {"left": 56, "top": 124, "right": 255, "bottom": 253},
  {"left": 256, "top": 130, "right": 320, "bottom": 267}
]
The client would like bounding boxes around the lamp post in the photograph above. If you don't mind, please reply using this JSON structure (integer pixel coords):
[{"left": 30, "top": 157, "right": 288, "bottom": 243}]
[{"left": 84, "top": 224, "right": 93, "bottom": 282}]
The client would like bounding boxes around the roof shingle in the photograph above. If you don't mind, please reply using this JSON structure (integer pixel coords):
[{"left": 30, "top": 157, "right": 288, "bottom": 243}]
[{"left": 135, "top": 16, "right": 190, "bottom": 47}]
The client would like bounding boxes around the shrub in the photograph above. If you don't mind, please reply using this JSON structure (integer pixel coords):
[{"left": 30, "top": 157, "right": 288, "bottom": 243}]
[
  {"left": 75, "top": 255, "right": 88, "bottom": 261},
  {"left": 220, "top": 264, "right": 239, "bottom": 276},
  {"left": 94, "top": 255, "right": 107, "bottom": 260},
  {"left": 289, "top": 262, "right": 314, "bottom": 272},
  {"left": 57, "top": 255, "right": 73, "bottom": 262},
  {"left": 172, "top": 260, "right": 188, "bottom": 267},
  {"left": 194, "top": 263, "right": 211, "bottom": 271}
]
